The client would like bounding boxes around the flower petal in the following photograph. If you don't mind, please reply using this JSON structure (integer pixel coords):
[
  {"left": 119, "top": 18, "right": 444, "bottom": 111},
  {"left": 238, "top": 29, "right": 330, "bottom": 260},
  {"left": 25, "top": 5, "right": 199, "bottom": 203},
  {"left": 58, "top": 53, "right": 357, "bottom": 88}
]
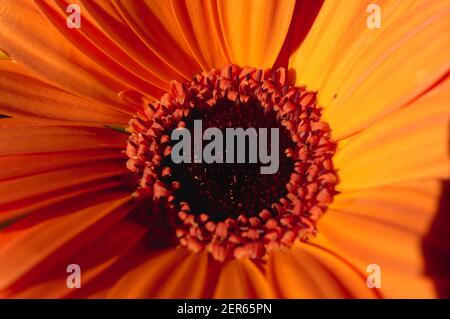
[
  {"left": 0, "top": 160, "right": 127, "bottom": 211},
  {"left": 112, "top": 0, "right": 202, "bottom": 77},
  {"left": 217, "top": 0, "right": 295, "bottom": 68},
  {"left": 274, "top": 0, "right": 325, "bottom": 67},
  {"left": 0, "top": 120, "right": 129, "bottom": 221},
  {"left": 317, "top": 179, "right": 445, "bottom": 298},
  {"left": 289, "top": 0, "right": 450, "bottom": 138},
  {"left": 335, "top": 78, "right": 450, "bottom": 190},
  {"left": 0, "top": 119, "right": 127, "bottom": 155},
  {"left": 0, "top": 61, "right": 130, "bottom": 124},
  {"left": 267, "top": 246, "right": 377, "bottom": 298},
  {"left": 34, "top": 0, "right": 167, "bottom": 99},
  {"left": 0, "top": 149, "right": 124, "bottom": 182},
  {"left": 107, "top": 248, "right": 201, "bottom": 298},
  {"left": 0, "top": 190, "right": 133, "bottom": 291},
  {"left": 0, "top": 178, "right": 128, "bottom": 226},
  {"left": 169, "top": 0, "right": 230, "bottom": 70},
  {"left": 0, "top": 0, "right": 127, "bottom": 109},
  {"left": 213, "top": 259, "right": 275, "bottom": 298},
  {"left": 0, "top": 209, "right": 147, "bottom": 298}
]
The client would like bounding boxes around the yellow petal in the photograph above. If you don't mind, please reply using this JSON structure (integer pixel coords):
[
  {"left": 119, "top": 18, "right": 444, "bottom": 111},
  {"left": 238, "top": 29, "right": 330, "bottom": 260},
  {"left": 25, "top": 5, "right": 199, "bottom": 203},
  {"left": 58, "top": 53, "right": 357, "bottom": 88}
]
[
  {"left": 289, "top": 0, "right": 450, "bottom": 138},
  {"left": 335, "top": 78, "right": 450, "bottom": 190},
  {"left": 317, "top": 179, "right": 445, "bottom": 298}
]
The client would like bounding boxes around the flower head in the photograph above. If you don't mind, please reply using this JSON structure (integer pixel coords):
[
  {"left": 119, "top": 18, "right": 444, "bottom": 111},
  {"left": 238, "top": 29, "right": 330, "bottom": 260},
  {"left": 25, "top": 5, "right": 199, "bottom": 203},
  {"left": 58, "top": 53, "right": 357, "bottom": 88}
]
[{"left": 0, "top": 0, "right": 449, "bottom": 298}]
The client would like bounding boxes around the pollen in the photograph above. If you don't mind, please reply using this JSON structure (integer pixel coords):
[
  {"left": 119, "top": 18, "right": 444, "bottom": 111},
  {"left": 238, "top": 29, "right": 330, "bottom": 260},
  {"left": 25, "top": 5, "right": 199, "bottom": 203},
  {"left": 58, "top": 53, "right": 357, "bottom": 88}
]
[{"left": 125, "top": 64, "right": 339, "bottom": 261}]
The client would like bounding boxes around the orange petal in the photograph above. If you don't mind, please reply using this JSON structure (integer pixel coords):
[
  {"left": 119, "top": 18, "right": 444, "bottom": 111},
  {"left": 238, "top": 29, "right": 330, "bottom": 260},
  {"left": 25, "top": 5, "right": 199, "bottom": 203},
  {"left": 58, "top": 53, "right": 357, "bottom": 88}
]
[
  {"left": 335, "top": 78, "right": 450, "bottom": 190},
  {"left": 103, "top": 247, "right": 223, "bottom": 298},
  {"left": 267, "top": 246, "right": 377, "bottom": 298},
  {"left": 0, "top": 190, "right": 133, "bottom": 291},
  {"left": 150, "top": 251, "right": 211, "bottom": 298},
  {"left": 0, "top": 178, "right": 128, "bottom": 226},
  {"left": 274, "top": 0, "right": 325, "bottom": 67},
  {"left": 0, "top": 0, "right": 127, "bottom": 109},
  {"left": 213, "top": 259, "right": 275, "bottom": 298},
  {"left": 0, "top": 61, "right": 130, "bottom": 124},
  {"left": 0, "top": 119, "right": 127, "bottom": 155},
  {"left": 170, "top": 0, "right": 230, "bottom": 70},
  {"left": 0, "top": 160, "right": 128, "bottom": 209},
  {"left": 0, "top": 49, "right": 11, "bottom": 60},
  {"left": 217, "top": 0, "right": 295, "bottom": 68},
  {"left": 107, "top": 248, "right": 202, "bottom": 298},
  {"left": 0, "top": 149, "right": 126, "bottom": 224},
  {"left": 1, "top": 211, "right": 148, "bottom": 298},
  {"left": 289, "top": 0, "right": 450, "bottom": 138},
  {"left": 34, "top": 0, "right": 167, "bottom": 99},
  {"left": 112, "top": 0, "right": 202, "bottom": 77},
  {"left": 0, "top": 149, "right": 124, "bottom": 181},
  {"left": 0, "top": 120, "right": 129, "bottom": 221},
  {"left": 317, "top": 179, "right": 444, "bottom": 298}
]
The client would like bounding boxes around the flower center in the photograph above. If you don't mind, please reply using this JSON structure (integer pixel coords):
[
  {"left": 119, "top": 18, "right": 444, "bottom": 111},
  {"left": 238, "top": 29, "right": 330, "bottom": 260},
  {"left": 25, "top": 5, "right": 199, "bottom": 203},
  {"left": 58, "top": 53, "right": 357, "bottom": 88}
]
[
  {"left": 167, "top": 97, "right": 295, "bottom": 222},
  {"left": 125, "top": 65, "right": 338, "bottom": 261}
]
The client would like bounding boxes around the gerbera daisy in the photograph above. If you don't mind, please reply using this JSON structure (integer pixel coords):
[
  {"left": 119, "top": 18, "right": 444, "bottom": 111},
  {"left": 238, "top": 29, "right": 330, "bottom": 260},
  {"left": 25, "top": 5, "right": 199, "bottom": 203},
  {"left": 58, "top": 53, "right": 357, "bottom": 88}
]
[{"left": 0, "top": 0, "right": 449, "bottom": 298}]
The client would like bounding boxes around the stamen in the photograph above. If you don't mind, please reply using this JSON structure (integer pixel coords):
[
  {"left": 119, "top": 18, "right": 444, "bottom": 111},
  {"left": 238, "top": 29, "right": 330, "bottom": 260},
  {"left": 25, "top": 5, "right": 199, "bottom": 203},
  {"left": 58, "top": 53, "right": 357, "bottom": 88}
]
[{"left": 125, "top": 65, "right": 339, "bottom": 261}]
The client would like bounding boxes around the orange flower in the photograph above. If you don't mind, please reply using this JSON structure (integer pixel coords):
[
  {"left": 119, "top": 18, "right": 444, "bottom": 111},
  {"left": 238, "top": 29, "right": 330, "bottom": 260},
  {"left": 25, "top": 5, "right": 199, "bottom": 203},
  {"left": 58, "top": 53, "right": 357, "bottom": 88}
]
[{"left": 0, "top": 0, "right": 449, "bottom": 298}]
